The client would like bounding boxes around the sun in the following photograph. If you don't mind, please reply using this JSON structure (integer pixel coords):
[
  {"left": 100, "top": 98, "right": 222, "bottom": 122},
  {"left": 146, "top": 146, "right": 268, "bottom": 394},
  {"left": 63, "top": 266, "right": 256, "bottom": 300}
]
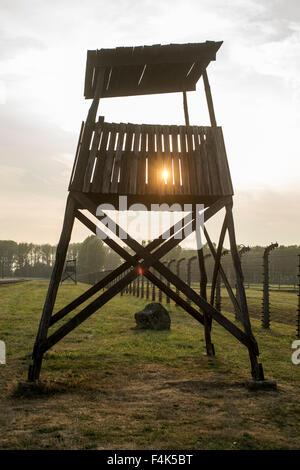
[{"left": 162, "top": 169, "right": 168, "bottom": 184}]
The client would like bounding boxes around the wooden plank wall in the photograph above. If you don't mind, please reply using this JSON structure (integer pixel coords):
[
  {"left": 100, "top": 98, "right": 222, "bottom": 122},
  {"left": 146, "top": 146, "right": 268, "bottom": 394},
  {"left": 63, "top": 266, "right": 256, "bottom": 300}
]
[{"left": 78, "top": 120, "right": 233, "bottom": 196}]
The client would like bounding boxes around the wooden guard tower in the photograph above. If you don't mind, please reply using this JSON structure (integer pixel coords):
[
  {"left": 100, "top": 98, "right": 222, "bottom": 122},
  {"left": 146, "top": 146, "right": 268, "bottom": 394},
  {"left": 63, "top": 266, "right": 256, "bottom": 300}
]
[
  {"left": 28, "top": 41, "right": 265, "bottom": 382},
  {"left": 61, "top": 259, "right": 77, "bottom": 285}
]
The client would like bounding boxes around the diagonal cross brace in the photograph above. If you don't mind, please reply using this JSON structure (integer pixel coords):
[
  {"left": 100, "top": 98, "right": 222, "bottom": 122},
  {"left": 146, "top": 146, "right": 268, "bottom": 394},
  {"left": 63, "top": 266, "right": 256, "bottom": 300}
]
[
  {"left": 50, "top": 195, "right": 228, "bottom": 326},
  {"left": 40, "top": 193, "right": 256, "bottom": 358},
  {"left": 43, "top": 260, "right": 204, "bottom": 353},
  {"left": 43, "top": 235, "right": 252, "bottom": 356},
  {"left": 70, "top": 193, "right": 257, "bottom": 353},
  {"left": 75, "top": 210, "right": 204, "bottom": 325},
  {"left": 50, "top": 203, "right": 203, "bottom": 325},
  {"left": 204, "top": 225, "right": 243, "bottom": 318}
]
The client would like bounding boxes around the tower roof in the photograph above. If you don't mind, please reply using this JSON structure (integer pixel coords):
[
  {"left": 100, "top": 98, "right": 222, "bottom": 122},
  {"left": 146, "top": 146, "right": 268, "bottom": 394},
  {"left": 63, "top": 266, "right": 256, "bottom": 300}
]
[{"left": 84, "top": 40, "right": 223, "bottom": 99}]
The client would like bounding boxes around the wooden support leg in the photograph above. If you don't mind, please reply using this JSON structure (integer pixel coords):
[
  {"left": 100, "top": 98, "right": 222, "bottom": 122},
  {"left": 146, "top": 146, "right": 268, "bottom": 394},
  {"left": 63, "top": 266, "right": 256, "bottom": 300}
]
[
  {"left": 198, "top": 248, "right": 214, "bottom": 356},
  {"left": 297, "top": 255, "right": 300, "bottom": 339},
  {"left": 204, "top": 227, "right": 243, "bottom": 322},
  {"left": 196, "top": 224, "right": 214, "bottom": 356},
  {"left": 152, "top": 281, "right": 156, "bottom": 301},
  {"left": 158, "top": 273, "right": 163, "bottom": 303},
  {"left": 225, "top": 202, "right": 264, "bottom": 380},
  {"left": 234, "top": 281, "right": 241, "bottom": 321},
  {"left": 28, "top": 195, "right": 76, "bottom": 381},
  {"left": 141, "top": 275, "right": 144, "bottom": 299},
  {"left": 35, "top": 193, "right": 262, "bottom": 382},
  {"left": 215, "top": 274, "right": 221, "bottom": 313}
]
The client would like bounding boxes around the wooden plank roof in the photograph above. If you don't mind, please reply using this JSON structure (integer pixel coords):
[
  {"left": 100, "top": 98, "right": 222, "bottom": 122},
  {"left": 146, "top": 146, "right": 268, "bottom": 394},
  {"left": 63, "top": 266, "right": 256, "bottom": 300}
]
[{"left": 84, "top": 41, "right": 223, "bottom": 99}]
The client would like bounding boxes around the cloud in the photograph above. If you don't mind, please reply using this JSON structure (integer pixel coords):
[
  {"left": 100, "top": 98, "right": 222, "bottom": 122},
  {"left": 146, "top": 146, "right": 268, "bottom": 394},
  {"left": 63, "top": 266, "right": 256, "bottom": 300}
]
[
  {"left": 0, "top": 32, "right": 45, "bottom": 60},
  {"left": 0, "top": 105, "right": 76, "bottom": 199},
  {"left": 230, "top": 25, "right": 300, "bottom": 87},
  {"left": 0, "top": 0, "right": 299, "bottom": 244}
]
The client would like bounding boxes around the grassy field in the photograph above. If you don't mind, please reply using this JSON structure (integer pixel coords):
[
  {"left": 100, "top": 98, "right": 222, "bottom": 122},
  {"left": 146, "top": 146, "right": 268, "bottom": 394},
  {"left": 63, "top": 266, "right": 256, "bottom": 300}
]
[
  {"left": 0, "top": 280, "right": 299, "bottom": 450},
  {"left": 214, "top": 284, "right": 298, "bottom": 327}
]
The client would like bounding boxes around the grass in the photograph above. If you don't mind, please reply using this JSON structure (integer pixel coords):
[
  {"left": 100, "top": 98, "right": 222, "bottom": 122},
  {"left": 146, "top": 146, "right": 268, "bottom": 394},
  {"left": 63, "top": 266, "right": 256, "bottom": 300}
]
[
  {"left": 0, "top": 280, "right": 299, "bottom": 450},
  {"left": 191, "top": 282, "right": 298, "bottom": 327}
]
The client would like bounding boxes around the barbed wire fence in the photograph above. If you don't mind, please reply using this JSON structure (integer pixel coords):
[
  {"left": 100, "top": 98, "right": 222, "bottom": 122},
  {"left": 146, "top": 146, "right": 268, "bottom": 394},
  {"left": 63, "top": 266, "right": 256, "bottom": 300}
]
[
  {"left": 297, "top": 254, "right": 300, "bottom": 339},
  {"left": 93, "top": 244, "right": 299, "bottom": 337},
  {"left": 261, "top": 243, "right": 278, "bottom": 329}
]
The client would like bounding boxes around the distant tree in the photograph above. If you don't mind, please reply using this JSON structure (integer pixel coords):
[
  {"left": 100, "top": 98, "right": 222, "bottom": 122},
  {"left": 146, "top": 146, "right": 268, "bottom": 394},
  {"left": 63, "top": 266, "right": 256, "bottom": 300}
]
[
  {"left": 77, "top": 235, "right": 107, "bottom": 274},
  {"left": 0, "top": 240, "right": 18, "bottom": 277},
  {"left": 67, "top": 243, "right": 81, "bottom": 261},
  {"left": 15, "top": 243, "right": 32, "bottom": 275},
  {"left": 102, "top": 247, "right": 122, "bottom": 270},
  {"left": 41, "top": 244, "right": 52, "bottom": 266}
]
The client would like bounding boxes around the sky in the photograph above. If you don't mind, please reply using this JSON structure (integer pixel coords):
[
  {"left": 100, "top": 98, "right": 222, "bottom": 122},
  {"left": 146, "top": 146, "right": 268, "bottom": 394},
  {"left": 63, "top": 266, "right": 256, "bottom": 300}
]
[{"left": 0, "top": 0, "right": 299, "bottom": 247}]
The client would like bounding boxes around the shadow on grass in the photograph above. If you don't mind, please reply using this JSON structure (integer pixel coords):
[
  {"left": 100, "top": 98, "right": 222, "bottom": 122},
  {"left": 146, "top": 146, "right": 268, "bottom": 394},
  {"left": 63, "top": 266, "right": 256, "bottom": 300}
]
[{"left": 8, "top": 375, "right": 100, "bottom": 399}]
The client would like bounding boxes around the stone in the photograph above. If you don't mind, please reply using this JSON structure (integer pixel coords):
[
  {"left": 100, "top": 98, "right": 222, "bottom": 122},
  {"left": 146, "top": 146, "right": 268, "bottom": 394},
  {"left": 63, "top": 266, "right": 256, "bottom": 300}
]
[{"left": 134, "top": 302, "right": 171, "bottom": 330}]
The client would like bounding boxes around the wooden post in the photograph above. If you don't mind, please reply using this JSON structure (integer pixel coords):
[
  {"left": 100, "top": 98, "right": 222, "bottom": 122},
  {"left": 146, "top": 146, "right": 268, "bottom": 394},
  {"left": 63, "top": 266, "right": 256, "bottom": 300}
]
[
  {"left": 133, "top": 278, "right": 136, "bottom": 296},
  {"left": 28, "top": 195, "right": 76, "bottom": 381},
  {"left": 71, "top": 71, "right": 104, "bottom": 190},
  {"left": 262, "top": 251, "right": 270, "bottom": 329},
  {"left": 166, "top": 259, "right": 175, "bottom": 304},
  {"left": 226, "top": 206, "right": 252, "bottom": 335},
  {"left": 146, "top": 278, "right": 149, "bottom": 300},
  {"left": 202, "top": 70, "right": 217, "bottom": 127},
  {"left": 152, "top": 282, "right": 156, "bottom": 301},
  {"left": 226, "top": 202, "right": 264, "bottom": 380},
  {"left": 215, "top": 274, "right": 221, "bottom": 313},
  {"left": 187, "top": 256, "right": 197, "bottom": 305},
  {"left": 235, "top": 246, "right": 251, "bottom": 321},
  {"left": 160, "top": 261, "right": 169, "bottom": 303},
  {"left": 297, "top": 255, "right": 300, "bottom": 339},
  {"left": 200, "top": 251, "right": 214, "bottom": 356},
  {"left": 158, "top": 274, "right": 163, "bottom": 303},
  {"left": 74, "top": 259, "right": 77, "bottom": 285},
  {"left": 195, "top": 217, "right": 214, "bottom": 356},
  {"left": 183, "top": 91, "right": 190, "bottom": 126},
  {"left": 120, "top": 274, "right": 124, "bottom": 296},
  {"left": 215, "top": 250, "right": 230, "bottom": 314},
  {"left": 141, "top": 274, "right": 144, "bottom": 299},
  {"left": 175, "top": 258, "right": 186, "bottom": 305},
  {"left": 262, "top": 243, "right": 278, "bottom": 329}
]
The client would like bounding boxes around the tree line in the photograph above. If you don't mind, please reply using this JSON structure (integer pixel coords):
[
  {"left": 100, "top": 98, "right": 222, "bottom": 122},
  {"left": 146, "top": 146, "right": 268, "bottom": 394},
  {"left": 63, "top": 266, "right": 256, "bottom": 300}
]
[
  {"left": 0, "top": 238, "right": 299, "bottom": 286},
  {"left": 0, "top": 237, "right": 122, "bottom": 279}
]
